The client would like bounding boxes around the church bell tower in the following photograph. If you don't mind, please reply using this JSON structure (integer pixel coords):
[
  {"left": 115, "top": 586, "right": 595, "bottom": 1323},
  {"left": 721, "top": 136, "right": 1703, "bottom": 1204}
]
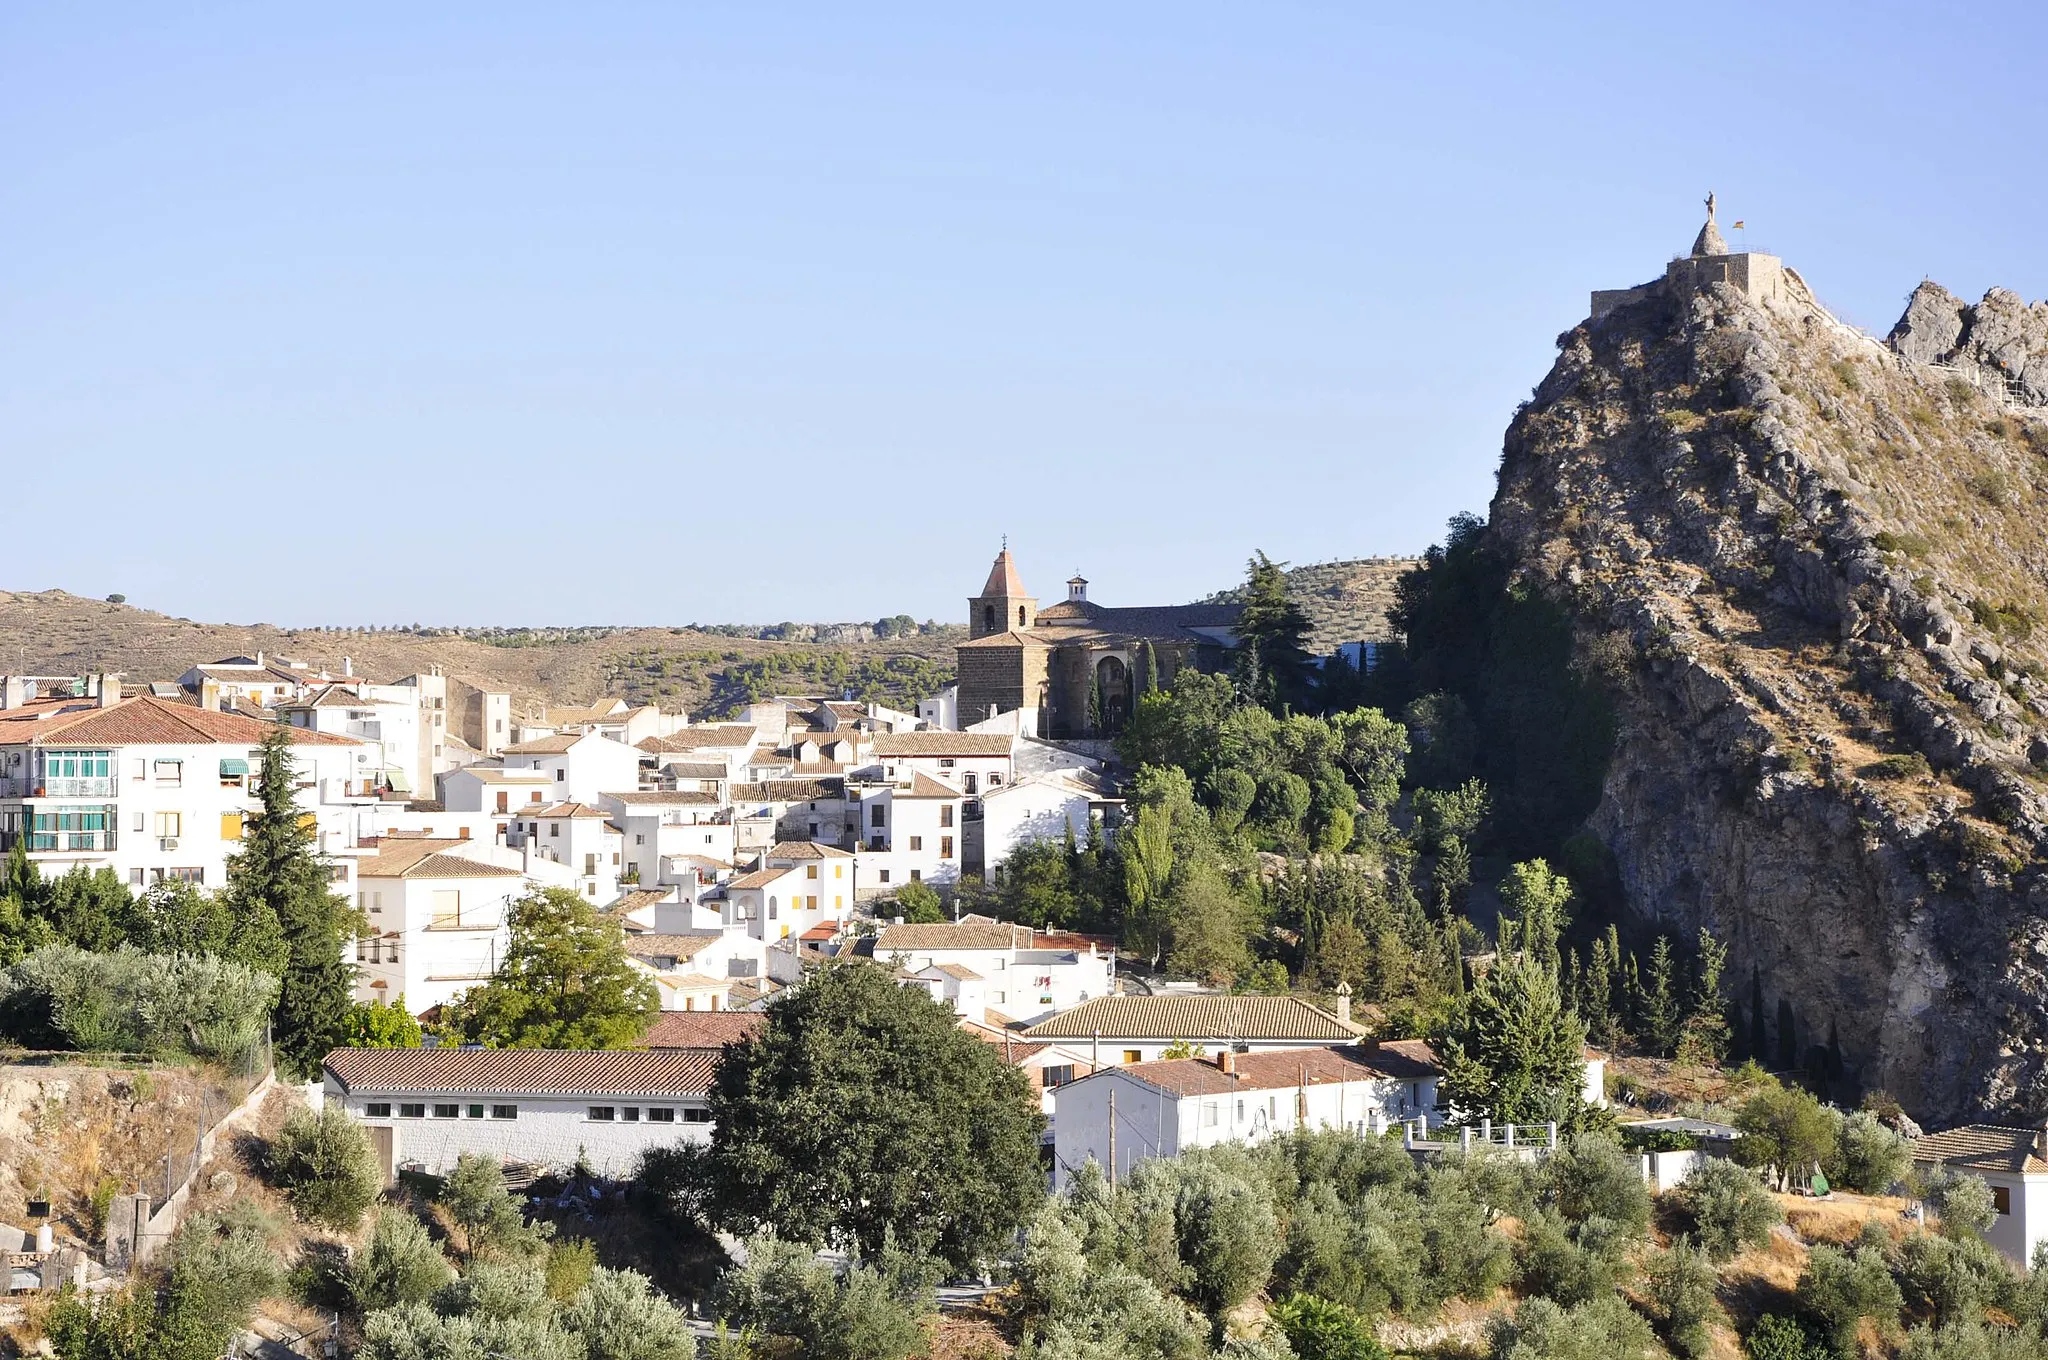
[{"left": 969, "top": 545, "right": 1037, "bottom": 639}]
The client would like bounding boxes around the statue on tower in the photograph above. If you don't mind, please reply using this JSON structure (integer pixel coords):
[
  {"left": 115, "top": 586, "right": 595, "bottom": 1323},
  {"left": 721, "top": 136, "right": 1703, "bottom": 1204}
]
[{"left": 1691, "top": 191, "right": 1729, "bottom": 258}]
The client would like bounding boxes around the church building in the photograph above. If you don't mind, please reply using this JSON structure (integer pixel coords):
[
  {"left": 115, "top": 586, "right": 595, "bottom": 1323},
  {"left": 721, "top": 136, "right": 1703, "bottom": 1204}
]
[{"left": 955, "top": 548, "right": 1239, "bottom": 738}]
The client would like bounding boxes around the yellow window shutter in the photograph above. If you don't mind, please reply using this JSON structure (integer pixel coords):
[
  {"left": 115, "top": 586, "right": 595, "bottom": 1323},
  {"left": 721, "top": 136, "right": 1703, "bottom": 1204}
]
[
  {"left": 297, "top": 812, "right": 317, "bottom": 831},
  {"left": 220, "top": 813, "right": 244, "bottom": 841}
]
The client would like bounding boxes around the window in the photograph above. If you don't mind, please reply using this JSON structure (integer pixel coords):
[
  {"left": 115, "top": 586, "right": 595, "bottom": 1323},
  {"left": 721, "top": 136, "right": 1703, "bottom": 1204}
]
[
  {"left": 1201, "top": 1101, "right": 1220, "bottom": 1129},
  {"left": 132, "top": 811, "right": 145, "bottom": 833},
  {"left": 555, "top": 768, "right": 566, "bottom": 781},
  {"left": 466, "top": 1104, "right": 485, "bottom": 1119},
  {"left": 153, "top": 759, "right": 183, "bottom": 786},
  {"left": 871, "top": 805, "right": 885, "bottom": 827},
  {"left": 834, "top": 864, "right": 843, "bottom": 878},
  {"left": 1043, "top": 1065, "right": 1075, "bottom": 1088},
  {"left": 129, "top": 868, "right": 144, "bottom": 886},
  {"left": 982, "top": 604, "right": 995, "bottom": 630},
  {"left": 909, "top": 836, "right": 922, "bottom": 852},
  {"left": 808, "top": 821, "right": 818, "bottom": 837},
  {"left": 366, "top": 1103, "right": 392, "bottom": 1118},
  {"left": 491, "top": 1105, "right": 518, "bottom": 1120},
  {"left": 940, "top": 805, "right": 954, "bottom": 828},
  {"left": 1235, "top": 1100, "right": 1245, "bottom": 1123},
  {"left": 1123, "top": 1050, "right": 1143, "bottom": 1065},
  {"left": 647, "top": 1107, "right": 676, "bottom": 1123},
  {"left": 622, "top": 1107, "right": 641, "bottom": 1122},
  {"left": 910, "top": 869, "right": 922, "bottom": 882},
  {"left": 879, "top": 869, "right": 891, "bottom": 884},
  {"left": 1994, "top": 1186, "right": 2013, "bottom": 1216},
  {"left": 964, "top": 773, "right": 978, "bottom": 794},
  {"left": 588, "top": 1106, "right": 616, "bottom": 1122},
  {"left": 635, "top": 834, "right": 644, "bottom": 846},
  {"left": 432, "top": 1103, "right": 459, "bottom": 1119},
  {"left": 683, "top": 1107, "right": 711, "bottom": 1123},
  {"left": 399, "top": 1103, "right": 425, "bottom": 1118},
  {"left": 767, "top": 898, "right": 778, "bottom": 919},
  {"left": 550, "top": 823, "right": 560, "bottom": 837},
  {"left": 221, "top": 813, "right": 244, "bottom": 841},
  {"left": 939, "top": 758, "right": 955, "bottom": 769},
  {"left": 154, "top": 812, "right": 182, "bottom": 838},
  {"left": 1018, "top": 604, "right": 1027, "bottom": 625},
  {"left": 940, "top": 837, "right": 953, "bottom": 858},
  {"left": 991, "top": 990, "right": 1006, "bottom": 1004},
  {"left": 805, "top": 864, "right": 818, "bottom": 879},
  {"left": 584, "top": 853, "right": 596, "bottom": 875}
]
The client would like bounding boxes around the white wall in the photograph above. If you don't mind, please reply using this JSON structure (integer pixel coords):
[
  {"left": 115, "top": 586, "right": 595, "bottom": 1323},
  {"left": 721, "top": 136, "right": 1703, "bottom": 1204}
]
[
  {"left": 980, "top": 779, "right": 1095, "bottom": 882},
  {"left": 327, "top": 1084, "right": 711, "bottom": 1177}
]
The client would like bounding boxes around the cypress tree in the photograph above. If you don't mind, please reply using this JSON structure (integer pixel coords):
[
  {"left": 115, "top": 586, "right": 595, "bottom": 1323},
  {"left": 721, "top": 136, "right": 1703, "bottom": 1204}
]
[
  {"left": 1775, "top": 997, "right": 1797, "bottom": 1072},
  {"left": 230, "top": 726, "right": 357, "bottom": 1078},
  {"left": 1140, "top": 641, "right": 1161, "bottom": 695},
  {"left": 1638, "top": 935, "right": 1679, "bottom": 1057},
  {"left": 1748, "top": 966, "right": 1767, "bottom": 1064},
  {"left": 1582, "top": 932, "right": 1615, "bottom": 1049},
  {"left": 1086, "top": 673, "right": 1105, "bottom": 735}
]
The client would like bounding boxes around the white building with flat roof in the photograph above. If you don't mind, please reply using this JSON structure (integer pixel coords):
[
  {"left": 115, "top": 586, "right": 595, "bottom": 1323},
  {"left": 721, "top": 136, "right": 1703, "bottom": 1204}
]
[{"left": 351, "top": 838, "right": 529, "bottom": 1015}]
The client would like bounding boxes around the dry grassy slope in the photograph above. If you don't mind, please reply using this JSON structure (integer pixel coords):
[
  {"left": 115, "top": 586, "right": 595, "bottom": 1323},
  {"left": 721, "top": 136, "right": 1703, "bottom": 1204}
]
[
  {"left": 1490, "top": 271, "right": 2048, "bottom": 1122},
  {"left": 0, "top": 589, "right": 958, "bottom": 713}
]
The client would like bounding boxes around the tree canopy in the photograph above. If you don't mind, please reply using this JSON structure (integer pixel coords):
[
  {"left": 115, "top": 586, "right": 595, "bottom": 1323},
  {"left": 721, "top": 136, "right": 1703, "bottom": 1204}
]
[{"left": 440, "top": 887, "right": 658, "bottom": 1049}]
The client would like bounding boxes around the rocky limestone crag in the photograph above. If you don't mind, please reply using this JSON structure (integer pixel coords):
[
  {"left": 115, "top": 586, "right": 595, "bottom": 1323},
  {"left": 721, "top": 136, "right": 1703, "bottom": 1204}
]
[
  {"left": 1887, "top": 280, "right": 2048, "bottom": 407},
  {"left": 1488, "top": 252, "right": 2048, "bottom": 1124}
]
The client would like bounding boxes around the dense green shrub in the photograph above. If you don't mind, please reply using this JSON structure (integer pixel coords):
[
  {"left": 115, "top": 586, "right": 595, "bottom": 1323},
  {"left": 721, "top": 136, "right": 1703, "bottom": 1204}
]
[
  {"left": 1268, "top": 1292, "right": 1386, "bottom": 1360},
  {"left": 268, "top": 1104, "right": 381, "bottom": 1230},
  {"left": 0, "top": 944, "right": 276, "bottom": 1059},
  {"left": 1672, "top": 1158, "right": 1781, "bottom": 1261},
  {"left": 1647, "top": 1236, "right": 1718, "bottom": 1360},
  {"left": 714, "top": 1233, "right": 930, "bottom": 1360},
  {"left": 347, "top": 1209, "right": 454, "bottom": 1312},
  {"left": 1485, "top": 1294, "right": 1656, "bottom": 1360},
  {"left": 1832, "top": 1110, "right": 1911, "bottom": 1193},
  {"left": 1798, "top": 1244, "right": 1903, "bottom": 1356},
  {"left": 444, "top": 1151, "right": 550, "bottom": 1260}
]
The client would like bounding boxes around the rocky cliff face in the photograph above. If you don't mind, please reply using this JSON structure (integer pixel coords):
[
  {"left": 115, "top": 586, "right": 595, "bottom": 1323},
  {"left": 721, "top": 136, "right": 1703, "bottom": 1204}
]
[{"left": 1488, "top": 263, "right": 2048, "bottom": 1123}]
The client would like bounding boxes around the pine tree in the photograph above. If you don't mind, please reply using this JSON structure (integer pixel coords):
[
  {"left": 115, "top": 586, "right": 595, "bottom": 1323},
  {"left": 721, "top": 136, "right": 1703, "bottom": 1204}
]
[
  {"left": 1232, "top": 551, "right": 1311, "bottom": 713},
  {"left": 1775, "top": 997, "right": 1798, "bottom": 1072},
  {"left": 230, "top": 726, "right": 357, "bottom": 1078},
  {"left": 1638, "top": 935, "right": 1680, "bottom": 1058}
]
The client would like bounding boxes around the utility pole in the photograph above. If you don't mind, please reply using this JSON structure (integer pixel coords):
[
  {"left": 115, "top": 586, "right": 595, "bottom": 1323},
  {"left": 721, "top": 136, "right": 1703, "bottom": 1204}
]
[{"left": 1107, "top": 1086, "right": 1116, "bottom": 1189}]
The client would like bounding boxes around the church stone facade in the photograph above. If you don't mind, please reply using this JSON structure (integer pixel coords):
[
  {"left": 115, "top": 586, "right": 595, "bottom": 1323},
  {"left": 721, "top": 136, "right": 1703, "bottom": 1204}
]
[{"left": 955, "top": 549, "right": 1239, "bottom": 738}]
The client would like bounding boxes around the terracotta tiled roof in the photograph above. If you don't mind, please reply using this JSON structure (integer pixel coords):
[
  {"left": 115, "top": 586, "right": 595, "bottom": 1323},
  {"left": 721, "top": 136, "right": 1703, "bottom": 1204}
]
[
  {"left": 955, "top": 631, "right": 1035, "bottom": 651},
  {"left": 351, "top": 838, "right": 465, "bottom": 877},
  {"left": 638, "top": 725, "right": 758, "bottom": 753},
  {"left": 897, "top": 773, "right": 960, "bottom": 800},
  {"left": 1103, "top": 1043, "right": 1442, "bottom": 1097},
  {"left": 873, "top": 732, "right": 1014, "bottom": 757},
  {"left": 1023, "top": 994, "right": 1364, "bottom": 1041},
  {"left": 728, "top": 866, "right": 800, "bottom": 891},
  {"left": 1030, "top": 600, "right": 1242, "bottom": 644},
  {"left": 764, "top": 840, "right": 853, "bottom": 860},
  {"left": 0, "top": 696, "right": 359, "bottom": 747},
  {"left": 502, "top": 734, "right": 582, "bottom": 755},
  {"left": 735, "top": 779, "right": 843, "bottom": 803},
  {"left": 980, "top": 548, "right": 1027, "bottom": 598},
  {"left": 517, "top": 802, "right": 612, "bottom": 820},
  {"left": 1912, "top": 1124, "right": 2048, "bottom": 1174},
  {"left": 358, "top": 847, "right": 523, "bottom": 880},
  {"left": 876, "top": 921, "right": 1027, "bottom": 952},
  {"left": 659, "top": 761, "right": 729, "bottom": 780},
  {"left": 610, "top": 889, "right": 675, "bottom": 917},
  {"left": 624, "top": 933, "right": 721, "bottom": 964},
  {"left": 604, "top": 790, "right": 721, "bottom": 806},
  {"left": 641, "top": 1012, "right": 765, "bottom": 1049},
  {"left": 927, "top": 962, "right": 983, "bottom": 981},
  {"left": 324, "top": 1046, "right": 720, "bottom": 1096}
]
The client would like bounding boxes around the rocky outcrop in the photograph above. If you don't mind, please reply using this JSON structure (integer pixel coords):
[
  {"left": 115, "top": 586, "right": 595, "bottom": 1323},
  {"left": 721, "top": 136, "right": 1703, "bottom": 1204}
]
[
  {"left": 1488, "top": 265, "right": 2048, "bottom": 1124},
  {"left": 1885, "top": 281, "right": 2048, "bottom": 406}
]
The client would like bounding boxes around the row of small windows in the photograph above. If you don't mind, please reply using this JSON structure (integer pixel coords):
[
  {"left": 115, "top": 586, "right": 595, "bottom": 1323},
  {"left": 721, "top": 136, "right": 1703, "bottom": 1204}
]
[
  {"left": 364, "top": 1102, "right": 518, "bottom": 1120},
  {"left": 586, "top": 1106, "right": 709, "bottom": 1123}
]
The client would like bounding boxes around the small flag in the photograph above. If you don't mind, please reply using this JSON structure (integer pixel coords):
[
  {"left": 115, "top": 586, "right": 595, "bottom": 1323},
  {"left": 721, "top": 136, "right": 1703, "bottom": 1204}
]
[{"left": 1731, "top": 220, "right": 1746, "bottom": 229}]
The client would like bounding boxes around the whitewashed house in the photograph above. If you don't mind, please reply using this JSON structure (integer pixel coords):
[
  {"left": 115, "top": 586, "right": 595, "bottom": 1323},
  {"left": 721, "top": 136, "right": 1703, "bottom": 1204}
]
[
  {"left": 323, "top": 1047, "right": 720, "bottom": 1179},
  {"left": 1021, "top": 994, "right": 1367, "bottom": 1067},
  {"left": 599, "top": 790, "right": 734, "bottom": 891},
  {"left": 0, "top": 685, "right": 367, "bottom": 893},
  {"left": 728, "top": 778, "right": 847, "bottom": 856},
  {"left": 869, "top": 731, "right": 1015, "bottom": 798},
  {"left": 847, "top": 773, "right": 965, "bottom": 896},
  {"left": 722, "top": 841, "right": 856, "bottom": 945},
  {"left": 1051, "top": 1041, "right": 1447, "bottom": 1188},
  {"left": 979, "top": 770, "right": 1121, "bottom": 881},
  {"left": 498, "top": 732, "right": 641, "bottom": 804},
  {"left": 1911, "top": 1123, "right": 2048, "bottom": 1265},
  {"left": 506, "top": 802, "right": 625, "bottom": 901},
  {"left": 352, "top": 838, "right": 527, "bottom": 1014},
  {"left": 869, "top": 918, "right": 1115, "bottom": 1024},
  {"left": 637, "top": 725, "right": 760, "bottom": 782},
  {"left": 441, "top": 765, "right": 555, "bottom": 823}
]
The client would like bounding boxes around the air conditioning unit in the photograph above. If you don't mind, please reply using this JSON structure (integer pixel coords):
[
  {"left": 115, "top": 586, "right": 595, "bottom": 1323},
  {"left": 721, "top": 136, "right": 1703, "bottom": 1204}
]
[{"left": 159, "top": 837, "right": 179, "bottom": 850}]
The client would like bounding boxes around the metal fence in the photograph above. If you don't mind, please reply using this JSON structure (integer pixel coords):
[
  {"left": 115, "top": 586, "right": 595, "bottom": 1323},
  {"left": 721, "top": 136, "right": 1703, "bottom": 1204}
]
[{"left": 148, "top": 1028, "right": 275, "bottom": 1205}]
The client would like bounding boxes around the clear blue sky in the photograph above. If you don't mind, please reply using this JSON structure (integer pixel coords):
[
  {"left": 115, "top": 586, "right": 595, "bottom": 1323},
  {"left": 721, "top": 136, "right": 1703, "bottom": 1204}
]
[{"left": 5, "top": 3, "right": 2043, "bottom": 628}]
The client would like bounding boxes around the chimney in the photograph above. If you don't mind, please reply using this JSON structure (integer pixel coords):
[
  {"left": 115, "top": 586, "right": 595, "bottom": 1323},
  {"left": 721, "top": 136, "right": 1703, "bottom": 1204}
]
[
  {"left": 200, "top": 677, "right": 222, "bottom": 712},
  {"left": 98, "top": 673, "right": 122, "bottom": 708},
  {"left": 343, "top": 656, "right": 353, "bottom": 677},
  {"left": 1216, "top": 1049, "right": 1235, "bottom": 1075},
  {"left": 2, "top": 676, "right": 27, "bottom": 710},
  {"left": 1333, "top": 981, "right": 1353, "bottom": 1026},
  {"left": 255, "top": 651, "right": 264, "bottom": 666}
]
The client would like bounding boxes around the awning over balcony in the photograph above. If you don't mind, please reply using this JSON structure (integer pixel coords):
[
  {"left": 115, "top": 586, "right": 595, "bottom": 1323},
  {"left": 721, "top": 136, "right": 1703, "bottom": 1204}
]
[{"left": 219, "top": 758, "right": 250, "bottom": 777}]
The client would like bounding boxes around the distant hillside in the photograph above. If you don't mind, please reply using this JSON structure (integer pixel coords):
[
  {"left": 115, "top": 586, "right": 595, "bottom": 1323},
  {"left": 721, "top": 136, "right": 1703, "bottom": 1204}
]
[
  {"left": 0, "top": 589, "right": 960, "bottom": 716},
  {"left": 1200, "top": 557, "right": 1419, "bottom": 654}
]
